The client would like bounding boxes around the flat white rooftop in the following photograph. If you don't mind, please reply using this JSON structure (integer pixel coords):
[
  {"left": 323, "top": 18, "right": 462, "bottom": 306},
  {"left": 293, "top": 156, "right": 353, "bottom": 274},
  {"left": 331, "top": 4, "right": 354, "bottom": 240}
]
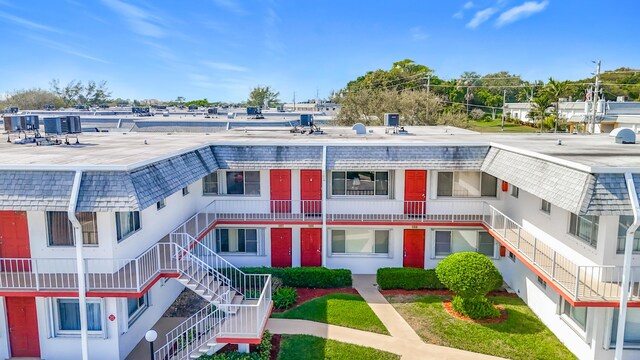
[{"left": 1, "top": 126, "right": 638, "bottom": 170}]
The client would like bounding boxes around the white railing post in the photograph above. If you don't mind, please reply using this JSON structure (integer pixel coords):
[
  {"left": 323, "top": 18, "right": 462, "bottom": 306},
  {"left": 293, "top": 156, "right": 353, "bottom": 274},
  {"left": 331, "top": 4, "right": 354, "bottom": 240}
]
[
  {"left": 135, "top": 258, "right": 141, "bottom": 292},
  {"left": 533, "top": 237, "right": 537, "bottom": 264},
  {"left": 517, "top": 227, "right": 521, "bottom": 249},
  {"left": 575, "top": 266, "right": 581, "bottom": 298},
  {"left": 156, "top": 245, "right": 162, "bottom": 272},
  {"left": 552, "top": 252, "right": 557, "bottom": 278},
  {"left": 33, "top": 260, "right": 40, "bottom": 291}
]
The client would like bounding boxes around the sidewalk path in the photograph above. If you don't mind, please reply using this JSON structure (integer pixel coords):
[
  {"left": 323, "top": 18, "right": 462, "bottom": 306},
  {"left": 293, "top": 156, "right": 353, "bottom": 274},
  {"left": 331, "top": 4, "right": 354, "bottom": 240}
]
[
  {"left": 266, "top": 274, "right": 504, "bottom": 360},
  {"left": 352, "top": 274, "right": 422, "bottom": 342}
]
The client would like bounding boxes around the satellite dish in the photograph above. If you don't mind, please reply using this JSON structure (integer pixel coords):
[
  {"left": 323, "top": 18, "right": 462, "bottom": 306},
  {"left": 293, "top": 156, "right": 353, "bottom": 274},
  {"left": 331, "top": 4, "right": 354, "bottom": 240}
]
[{"left": 352, "top": 123, "right": 366, "bottom": 135}]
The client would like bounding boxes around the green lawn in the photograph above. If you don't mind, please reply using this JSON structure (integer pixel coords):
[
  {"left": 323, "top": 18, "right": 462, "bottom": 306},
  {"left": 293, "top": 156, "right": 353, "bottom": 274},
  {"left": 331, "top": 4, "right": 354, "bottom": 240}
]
[
  {"left": 278, "top": 335, "right": 399, "bottom": 360},
  {"left": 470, "top": 119, "right": 538, "bottom": 133},
  {"left": 386, "top": 295, "right": 575, "bottom": 360},
  {"left": 271, "top": 293, "right": 389, "bottom": 334}
]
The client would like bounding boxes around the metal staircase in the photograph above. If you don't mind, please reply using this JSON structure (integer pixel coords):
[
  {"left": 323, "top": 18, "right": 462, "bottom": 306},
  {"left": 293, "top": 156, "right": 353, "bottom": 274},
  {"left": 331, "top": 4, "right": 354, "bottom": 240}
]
[{"left": 154, "top": 205, "right": 272, "bottom": 360}]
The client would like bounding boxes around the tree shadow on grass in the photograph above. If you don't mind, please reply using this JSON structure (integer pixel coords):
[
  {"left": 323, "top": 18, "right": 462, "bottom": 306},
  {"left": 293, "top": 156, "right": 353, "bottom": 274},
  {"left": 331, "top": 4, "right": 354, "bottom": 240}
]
[{"left": 480, "top": 307, "right": 547, "bottom": 334}]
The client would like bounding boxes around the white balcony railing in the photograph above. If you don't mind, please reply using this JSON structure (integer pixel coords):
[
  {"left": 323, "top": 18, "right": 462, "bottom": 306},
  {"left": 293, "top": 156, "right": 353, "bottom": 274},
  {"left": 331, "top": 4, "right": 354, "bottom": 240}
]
[{"left": 483, "top": 204, "right": 640, "bottom": 302}]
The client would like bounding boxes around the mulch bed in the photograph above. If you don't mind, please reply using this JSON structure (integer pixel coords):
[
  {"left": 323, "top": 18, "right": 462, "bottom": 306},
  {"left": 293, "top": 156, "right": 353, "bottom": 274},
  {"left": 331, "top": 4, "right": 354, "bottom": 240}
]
[
  {"left": 216, "top": 333, "right": 282, "bottom": 360},
  {"left": 442, "top": 301, "right": 508, "bottom": 324},
  {"left": 380, "top": 289, "right": 518, "bottom": 298},
  {"left": 272, "top": 287, "right": 359, "bottom": 313}
]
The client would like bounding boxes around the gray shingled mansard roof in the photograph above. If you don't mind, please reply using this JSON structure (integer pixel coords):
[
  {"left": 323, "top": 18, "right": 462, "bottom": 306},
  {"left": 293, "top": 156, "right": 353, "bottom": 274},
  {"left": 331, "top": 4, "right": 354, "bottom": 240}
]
[
  {"left": 1, "top": 143, "right": 639, "bottom": 214},
  {"left": 213, "top": 146, "right": 323, "bottom": 169},
  {"left": 327, "top": 146, "right": 489, "bottom": 170},
  {"left": 0, "top": 171, "right": 75, "bottom": 211}
]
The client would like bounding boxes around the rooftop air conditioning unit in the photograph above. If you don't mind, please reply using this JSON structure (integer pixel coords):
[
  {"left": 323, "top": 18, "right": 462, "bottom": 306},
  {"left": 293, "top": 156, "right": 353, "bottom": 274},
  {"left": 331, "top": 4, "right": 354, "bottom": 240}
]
[
  {"left": 384, "top": 113, "right": 400, "bottom": 127},
  {"left": 300, "top": 114, "right": 313, "bottom": 127},
  {"left": 44, "top": 116, "right": 82, "bottom": 135},
  {"left": 3, "top": 115, "right": 39, "bottom": 131}
]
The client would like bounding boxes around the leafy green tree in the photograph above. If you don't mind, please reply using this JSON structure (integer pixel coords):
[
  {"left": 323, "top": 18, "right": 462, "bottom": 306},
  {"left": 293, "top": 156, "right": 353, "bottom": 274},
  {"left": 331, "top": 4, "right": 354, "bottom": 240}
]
[
  {"left": 247, "top": 86, "right": 280, "bottom": 107},
  {"left": 184, "top": 99, "right": 209, "bottom": 107},
  {"left": 50, "top": 79, "right": 111, "bottom": 106},
  {"left": 1, "top": 88, "right": 64, "bottom": 110}
]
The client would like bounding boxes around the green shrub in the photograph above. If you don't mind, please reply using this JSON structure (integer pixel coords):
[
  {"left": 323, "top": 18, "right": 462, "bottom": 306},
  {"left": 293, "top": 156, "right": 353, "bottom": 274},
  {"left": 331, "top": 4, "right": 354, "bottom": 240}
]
[
  {"left": 376, "top": 268, "right": 445, "bottom": 290},
  {"left": 273, "top": 287, "right": 298, "bottom": 309},
  {"left": 435, "top": 252, "right": 503, "bottom": 298},
  {"left": 451, "top": 296, "right": 500, "bottom": 320},
  {"left": 241, "top": 267, "right": 352, "bottom": 288},
  {"left": 198, "top": 331, "right": 272, "bottom": 360}
]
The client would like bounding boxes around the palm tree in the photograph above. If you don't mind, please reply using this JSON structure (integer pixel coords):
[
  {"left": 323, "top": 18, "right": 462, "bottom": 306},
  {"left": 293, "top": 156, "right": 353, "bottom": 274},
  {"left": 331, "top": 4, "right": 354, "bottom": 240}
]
[
  {"left": 545, "top": 78, "right": 570, "bottom": 133},
  {"left": 529, "top": 94, "right": 553, "bottom": 132}
]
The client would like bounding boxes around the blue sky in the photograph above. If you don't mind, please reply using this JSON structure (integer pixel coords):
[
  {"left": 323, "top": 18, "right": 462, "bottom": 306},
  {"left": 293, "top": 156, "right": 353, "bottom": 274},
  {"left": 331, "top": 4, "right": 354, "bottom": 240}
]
[{"left": 0, "top": 0, "right": 638, "bottom": 102}]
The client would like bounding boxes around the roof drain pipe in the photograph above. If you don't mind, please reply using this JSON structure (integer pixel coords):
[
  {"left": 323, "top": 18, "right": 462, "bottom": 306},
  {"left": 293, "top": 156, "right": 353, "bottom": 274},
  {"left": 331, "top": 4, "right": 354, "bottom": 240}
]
[
  {"left": 68, "top": 170, "right": 89, "bottom": 360},
  {"left": 615, "top": 172, "right": 640, "bottom": 360},
  {"left": 321, "top": 145, "right": 327, "bottom": 267}
]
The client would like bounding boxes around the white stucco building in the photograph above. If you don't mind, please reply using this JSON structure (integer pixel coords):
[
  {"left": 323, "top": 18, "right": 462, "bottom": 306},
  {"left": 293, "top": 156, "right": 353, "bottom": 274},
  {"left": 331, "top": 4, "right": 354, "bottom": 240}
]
[{"left": 0, "top": 125, "right": 639, "bottom": 359}]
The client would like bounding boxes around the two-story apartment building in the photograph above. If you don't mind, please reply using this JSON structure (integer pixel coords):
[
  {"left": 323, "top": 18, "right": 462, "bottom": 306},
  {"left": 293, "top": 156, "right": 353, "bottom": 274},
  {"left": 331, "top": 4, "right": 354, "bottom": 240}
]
[{"left": 0, "top": 126, "right": 639, "bottom": 359}]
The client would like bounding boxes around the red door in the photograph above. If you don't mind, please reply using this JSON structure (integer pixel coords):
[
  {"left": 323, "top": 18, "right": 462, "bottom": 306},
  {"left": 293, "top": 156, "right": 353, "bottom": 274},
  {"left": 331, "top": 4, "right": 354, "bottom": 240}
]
[
  {"left": 0, "top": 211, "right": 31, "bottom": 271},
  {"left": 404, "top": 170, "right": 427, "bottom": 215},
  {"left": 300, "top": 228, "right": 321, "bottom": 267},
  {"left": 403, "top": 229, "right": 425, "bottom": 268},
  {"left": 300, "top": 170, "right": 322, "bottom": 215},
  {"left": 270, "top": 170, "right": 291, "bottom": 213},
  {"left": 271, "top": 228, "right": 292, "bottom": 267},
  {"left": 6, "top": 297, "right": 40, "bottom": 358}
]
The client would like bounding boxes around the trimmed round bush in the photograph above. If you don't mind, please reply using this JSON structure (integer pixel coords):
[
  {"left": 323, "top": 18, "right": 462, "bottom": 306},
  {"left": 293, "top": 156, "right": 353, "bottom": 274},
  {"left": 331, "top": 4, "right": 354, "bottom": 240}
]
[
  {"left": 451, "top": 296, "right": 500, "bottom": 319},
  {"left": 435, "top": 252, "right": 503, "bottom": 298},
  {"left": 273, "top": 286, "right": 298, "bottom": 309}
]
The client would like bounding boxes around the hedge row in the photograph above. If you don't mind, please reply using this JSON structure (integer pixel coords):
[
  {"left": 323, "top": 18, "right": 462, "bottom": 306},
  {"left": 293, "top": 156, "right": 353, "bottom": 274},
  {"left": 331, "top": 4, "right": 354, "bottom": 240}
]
[
  {"left": 240, "top": 267, "right": 352, "bottom": 288},
  {"left": 376, "top": 267, "right": 446, "bottom": 290}
]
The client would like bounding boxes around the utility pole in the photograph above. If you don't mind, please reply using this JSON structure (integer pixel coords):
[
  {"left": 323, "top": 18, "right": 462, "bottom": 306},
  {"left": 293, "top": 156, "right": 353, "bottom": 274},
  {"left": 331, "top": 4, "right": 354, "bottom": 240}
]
[
  {"left": 590, "top": 60, "right": 601, "bottom": 134},
  {"left": 501, "top": 89, "right": 506, "bottom": 131},
  {"left": 465, "top": 86, "right": 471, "bottom": 127},
  {"left": 425, "top": 75, "right": 431, "bottom": 122}
]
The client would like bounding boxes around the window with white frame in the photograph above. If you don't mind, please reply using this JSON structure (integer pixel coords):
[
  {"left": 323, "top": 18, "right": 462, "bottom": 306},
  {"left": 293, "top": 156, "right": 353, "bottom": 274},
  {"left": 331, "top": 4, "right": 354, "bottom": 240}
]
[
  {"left": 569, "top": 213, "right": 599, "bottom": 248},
  {"left": 433, "top": 230, "right": 495, "bottom": 258},
  {"left": 331, "top": 171, "right": 391, "bottom": 197},
  {"left": 617, "top": 215, "right": 640, "bottom": 254},
  {"left": 182, "top": 186, "right": 189, "bottom": 196},
  {"left": 611, "top": 308, "right": 640, "bottom": 348},
  {"left": 436, "top": 171, "right": 497, "bottom": 197},
  {"left": 54, "top": 298, "right": 103, "bottom": 335},
  {"left": 47, "top": 211, "right": 98, "bottom": 246},
  {"left": 156, "top": 198, "right": 166, "bottom": 210},
  {"left": 116, "top": 211, "right": 141, "bottom": 242},
  {"left": 226, "top": 171, "right": 260, "bottom": 195},
  {"left": 560, "top": 298, "right": 587, "bottom": 331},
  {"left": 330, "top": 229, "right": 389, "bottom": 255},
  {"left": 127, "top": 293, "right": 149, "bottom": 326},
  {"left": 511, "top": 185, "right": 519, "bottom": 198},
  {"left": 215, "top": 228, "right": 260, "bottom": 254},
  {"left": 202, "top": 172, "right": 218, "bottom": 195},
  {"left": 541, "top": 199, "right": 551, "bottom": 214}
]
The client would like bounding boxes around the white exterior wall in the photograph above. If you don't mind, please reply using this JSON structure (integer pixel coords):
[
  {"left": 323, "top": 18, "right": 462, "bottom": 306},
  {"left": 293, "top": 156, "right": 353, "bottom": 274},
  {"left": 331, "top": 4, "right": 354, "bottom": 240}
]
[
  {"left": 118, "top": 279, "right": 183, "bottom": 359},
  {"left": 37, "top": 296, "right": 120, "bottom": 360}
]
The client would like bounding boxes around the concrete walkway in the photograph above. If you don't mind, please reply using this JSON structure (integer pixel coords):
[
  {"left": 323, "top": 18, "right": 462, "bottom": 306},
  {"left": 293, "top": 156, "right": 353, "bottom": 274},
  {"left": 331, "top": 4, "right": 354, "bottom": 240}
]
[
  {"left": 266, "top": 275, "right": 504, "bottom": 360},
  {"left": 352, "top": 274, "right": 422, "bottom": 342}
]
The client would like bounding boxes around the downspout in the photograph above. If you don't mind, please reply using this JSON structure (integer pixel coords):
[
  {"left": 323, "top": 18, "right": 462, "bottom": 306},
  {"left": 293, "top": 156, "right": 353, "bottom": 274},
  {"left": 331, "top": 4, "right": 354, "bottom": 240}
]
[
  {"left": 614, "top": 172, "right": 640, "bottom": 360},
  {"left": 321, "top": 146, "right": 327, "bottom": 267},
  {"left": 68, "top": 170, "right": 89, "bottom": 360}
]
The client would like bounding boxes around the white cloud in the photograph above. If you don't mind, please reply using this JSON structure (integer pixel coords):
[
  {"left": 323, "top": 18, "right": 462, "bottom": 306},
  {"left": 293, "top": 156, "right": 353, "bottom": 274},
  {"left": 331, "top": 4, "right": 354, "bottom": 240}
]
[
  {"left": 410, "top": 26, "right": 428, "bottom": 41},
  {"left": 101, "top": 0, "right": 164, "bottom": 38},
  {"left": 0, "top": 11, "right": 68, "bottom": 35},
  {"left": 452, "top": 11, "right": 464, "bottom": 19},
  {"left": 202, "top": 61, "right": 248, "bottom": 72},
  {"left": 463, "top": 1, "right": 475, "bottom": 9},
  {"left": 496, "top": 1, "right": 549, "bottom": 27},
  {"left": 25, "top": 34, "right": 109, "bottom": 63},
  {"left": 466, "top": 7, "right": 497, "bottom": 29},
  {"left": 212, "top": 0, "right": 247, "bottom": 15}
]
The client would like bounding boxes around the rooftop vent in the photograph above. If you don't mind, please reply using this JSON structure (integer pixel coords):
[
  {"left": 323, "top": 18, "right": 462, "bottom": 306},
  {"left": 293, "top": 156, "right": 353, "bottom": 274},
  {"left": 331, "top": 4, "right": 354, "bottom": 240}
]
[
  {"left": 610, "top": 127, "right": 636, "bottom": 144},
  {"left": 352, "top": 123, "right": 366, "bottom": 135}
]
